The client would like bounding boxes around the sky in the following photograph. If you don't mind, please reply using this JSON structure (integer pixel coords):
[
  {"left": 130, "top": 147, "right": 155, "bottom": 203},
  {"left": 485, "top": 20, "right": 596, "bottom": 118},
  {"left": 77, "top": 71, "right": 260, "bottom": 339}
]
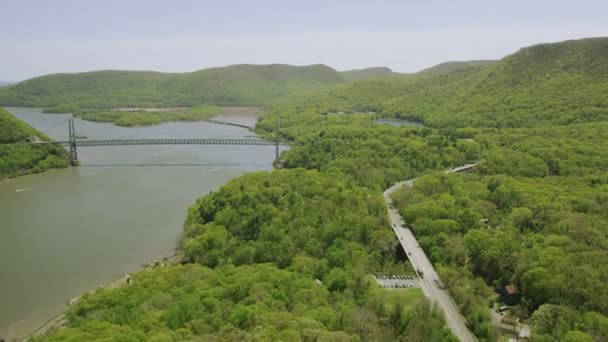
[{"left": 1, "top": 0, "right": 607, "bottom": 80}]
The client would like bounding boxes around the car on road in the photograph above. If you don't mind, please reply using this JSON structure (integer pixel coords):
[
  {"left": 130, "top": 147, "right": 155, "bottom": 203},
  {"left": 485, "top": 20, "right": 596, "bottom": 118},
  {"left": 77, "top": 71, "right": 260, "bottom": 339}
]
[
  {"left": 417, "top": 268, "right": 424, "bottom": 278},
  {"left": 434, "top": 279, "right": 445, "bottom": 290}
]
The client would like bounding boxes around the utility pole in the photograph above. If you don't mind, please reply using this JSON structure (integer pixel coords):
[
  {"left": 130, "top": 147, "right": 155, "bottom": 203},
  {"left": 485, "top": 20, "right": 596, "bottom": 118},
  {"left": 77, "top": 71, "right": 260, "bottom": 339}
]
[
  {"left": 275, "top": 115, "right": 280, "bottom": 161},
  {"left": 68, "top": 118, "right": 79, "bottom": 166}
]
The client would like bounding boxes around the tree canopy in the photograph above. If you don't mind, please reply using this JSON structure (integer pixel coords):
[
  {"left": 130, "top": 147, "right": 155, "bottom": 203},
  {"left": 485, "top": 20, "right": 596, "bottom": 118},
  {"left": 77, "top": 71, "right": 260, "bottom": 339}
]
[{"left": 0, "top": 108, "right": 67, "bottom": 179}]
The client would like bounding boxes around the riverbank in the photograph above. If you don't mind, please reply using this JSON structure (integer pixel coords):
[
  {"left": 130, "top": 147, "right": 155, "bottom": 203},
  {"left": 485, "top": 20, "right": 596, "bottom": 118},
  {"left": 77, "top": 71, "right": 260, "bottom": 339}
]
[
  {"left": 16, "top": 252, "right": 184, "bottom": 341},
  {"left": 1, "top": 108, "right": 280, "bottom": 340}
]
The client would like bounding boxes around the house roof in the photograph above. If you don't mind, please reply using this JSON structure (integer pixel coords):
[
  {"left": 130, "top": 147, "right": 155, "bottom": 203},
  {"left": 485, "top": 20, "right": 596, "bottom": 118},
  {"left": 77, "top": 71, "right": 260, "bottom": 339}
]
[{"left": 505, "top": 284, "right": 520, "bottom": 295}]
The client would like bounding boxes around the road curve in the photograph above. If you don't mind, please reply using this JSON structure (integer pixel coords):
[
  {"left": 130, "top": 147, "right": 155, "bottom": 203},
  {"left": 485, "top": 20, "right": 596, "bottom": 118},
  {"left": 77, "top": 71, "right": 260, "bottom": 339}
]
[{"left": 384, "top": 164, "right": 477, "bottom": 342}]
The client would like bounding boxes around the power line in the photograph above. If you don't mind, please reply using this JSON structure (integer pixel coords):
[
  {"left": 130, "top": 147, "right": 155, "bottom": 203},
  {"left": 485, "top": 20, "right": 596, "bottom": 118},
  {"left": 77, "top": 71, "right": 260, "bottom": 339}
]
[
  {"left": 11, "top": 117, "right": 71, "bottom": 145},
  {"left": 40, "top": 117, "right": 71, "bottom": 134}
]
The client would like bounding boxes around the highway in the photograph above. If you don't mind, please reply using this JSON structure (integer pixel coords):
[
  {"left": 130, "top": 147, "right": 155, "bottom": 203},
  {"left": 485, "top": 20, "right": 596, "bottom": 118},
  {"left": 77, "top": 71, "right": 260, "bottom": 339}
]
[{"left": 383, "top": 164, "right": 477, "bottom": 342}]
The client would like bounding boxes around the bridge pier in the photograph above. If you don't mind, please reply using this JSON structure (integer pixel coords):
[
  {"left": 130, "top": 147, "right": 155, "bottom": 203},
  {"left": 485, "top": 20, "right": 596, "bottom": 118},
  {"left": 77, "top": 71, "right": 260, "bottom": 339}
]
[{"left": 68, "top": 119, "right": 79, "bottom": 166}]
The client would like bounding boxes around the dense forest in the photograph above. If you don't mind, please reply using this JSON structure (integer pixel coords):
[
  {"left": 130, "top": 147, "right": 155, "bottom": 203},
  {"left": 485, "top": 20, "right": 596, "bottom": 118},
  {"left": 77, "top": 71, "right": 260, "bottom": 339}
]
[
  {"left": 25, "top": 37, "right": 608, "bottom": 341},
  {"left": 76, "top": 105, "right": 220, "bottom": 127},
  {"left": 414, "top": 60, "right": 496, "bottom": 76},
  {"left": 0, "top": 64, "right": 344, "bottom": 109},
  {"left": 387, "top": 123, "right": 608, "bottom": 338},
  {"left": 0, "top": 61, "right": 488, "bottom": 112},
  {"left": 38, "top": 263, "right": 457, "bottom": 341},
  {"left": 263, "top": 37, "right": 608, "bottom": 129},
  {"left": 0, "top": 108, "right": 67, "bottom": 179},
  {"left": 34, "top": 168, "right": 459, "bottom": 341}
]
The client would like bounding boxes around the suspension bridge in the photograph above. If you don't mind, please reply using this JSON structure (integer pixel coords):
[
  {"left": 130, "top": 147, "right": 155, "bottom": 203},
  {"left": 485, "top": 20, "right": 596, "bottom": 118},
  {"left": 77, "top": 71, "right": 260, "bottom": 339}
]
[{"left": 29, "top": 118, "right": 284, "bottom": 166}]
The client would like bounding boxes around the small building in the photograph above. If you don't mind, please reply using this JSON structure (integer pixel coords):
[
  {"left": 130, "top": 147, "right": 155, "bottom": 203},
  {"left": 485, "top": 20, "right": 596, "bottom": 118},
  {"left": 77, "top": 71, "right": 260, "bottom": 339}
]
[{"left": 500, "top": 284, "right": 520, "bottom": 305}]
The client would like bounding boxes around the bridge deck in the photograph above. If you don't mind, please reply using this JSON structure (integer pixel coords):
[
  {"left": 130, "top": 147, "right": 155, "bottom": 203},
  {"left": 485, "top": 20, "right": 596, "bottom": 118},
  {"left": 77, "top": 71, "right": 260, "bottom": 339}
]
[{"left": 36, "top": 138, "right": 280, "bottom": 146}]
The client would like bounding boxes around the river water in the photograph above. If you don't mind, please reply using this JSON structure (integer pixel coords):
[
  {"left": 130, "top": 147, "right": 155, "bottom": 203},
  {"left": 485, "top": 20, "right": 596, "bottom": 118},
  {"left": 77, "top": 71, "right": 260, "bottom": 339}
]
[
  {"left": 375, "top": 118, "right": 424, "bottom": 127},
  {"left": 0, "top": 108, "right": 281, "bottom": 339}
]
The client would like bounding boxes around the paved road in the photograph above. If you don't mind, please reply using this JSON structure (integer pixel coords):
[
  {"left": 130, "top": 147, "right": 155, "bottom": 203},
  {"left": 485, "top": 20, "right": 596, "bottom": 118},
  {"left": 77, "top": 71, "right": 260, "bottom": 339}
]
[{"left": 383, "top": 164, "right": 477, "bottom": 342}]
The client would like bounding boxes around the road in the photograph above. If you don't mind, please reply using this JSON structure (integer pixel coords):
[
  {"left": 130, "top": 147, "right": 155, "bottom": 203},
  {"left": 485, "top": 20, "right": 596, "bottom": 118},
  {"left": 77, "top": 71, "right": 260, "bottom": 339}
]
[{"left": 383, "top": 164, "right": 477, "bottom": 342}]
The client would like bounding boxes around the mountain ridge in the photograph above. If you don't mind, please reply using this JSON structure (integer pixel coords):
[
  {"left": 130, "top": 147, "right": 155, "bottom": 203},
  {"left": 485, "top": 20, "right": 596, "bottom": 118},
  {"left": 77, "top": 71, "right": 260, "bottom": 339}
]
[
  {"left": 415, "top": 60, "right": 497, "bottom": 76},
  {"left": 0, "top": 60, "right": 510, "bottom": 110},
  {"left": 272, "top": 36, "right": 608, "bottom": 128}
]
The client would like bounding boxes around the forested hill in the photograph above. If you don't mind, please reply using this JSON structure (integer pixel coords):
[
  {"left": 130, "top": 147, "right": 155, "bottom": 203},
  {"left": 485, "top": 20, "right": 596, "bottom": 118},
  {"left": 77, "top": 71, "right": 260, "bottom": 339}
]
[
  {"left": 0, "top": 64, "right": 347, "bottom": 109},
  {"left": 0, "top": 60, "right": 512, "bottom": 111},
  {"left": 280, "top": 37, "right": 608, "bottom": 128},
  {"left": 429, "top": 37, "right": 608, "bottom": 127},
  {"left": 0, "top": 64, "right": 355, "bottom": 109},
  {"left": 0, "top": 108, "right": 67, "bottom": 178},
  {"left": 394, "top": 37, "right": 608, "bottom": 127},
  {"left": 415, "top": 60, "right": 496, "bottom": 76}
]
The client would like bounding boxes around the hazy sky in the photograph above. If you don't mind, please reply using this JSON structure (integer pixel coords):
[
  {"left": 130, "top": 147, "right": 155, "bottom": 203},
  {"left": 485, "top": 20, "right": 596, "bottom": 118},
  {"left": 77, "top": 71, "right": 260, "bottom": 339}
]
[{"left": 1, "top": 0, "right": 607, "bottom": 80}]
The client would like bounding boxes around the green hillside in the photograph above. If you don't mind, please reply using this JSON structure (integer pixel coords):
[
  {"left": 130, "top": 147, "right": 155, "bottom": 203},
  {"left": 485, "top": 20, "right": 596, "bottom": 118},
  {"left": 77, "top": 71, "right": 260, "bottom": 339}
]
[
  {"left": 269, "top": 37, "right": 608, "bottom": 129},
  {"left": 266, "top": 65, "right": 490, "bottom": 117},
  {"left": 415, "top": 60, "right": 496, "bottom": 76},
  {"left": 416, "top": 37, "right": 607, "bottom": 127},
  {"left": 396, "top": 38, "right": 608, "bottom": 127},
  {"left": 0, "top": 108, "right": 67, "bottom": 178},
  {"left": 41, "top": 263, "right": 432, "bottom": 341},
  {"left": 341, "top": 67, "right": 399, "bottom": 81},
  {"left": 0, "top": 64, "right": 347, "bottom": 109}
]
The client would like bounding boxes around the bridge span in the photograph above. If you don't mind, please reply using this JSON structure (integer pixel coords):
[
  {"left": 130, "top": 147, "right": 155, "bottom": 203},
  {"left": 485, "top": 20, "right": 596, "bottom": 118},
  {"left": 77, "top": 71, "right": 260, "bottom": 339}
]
[
  {"left": 38, "top": 138, "right": 279, "bottom": 147},
  {"left": 31, "top": 119, "right": 284, "bottom": 166}
]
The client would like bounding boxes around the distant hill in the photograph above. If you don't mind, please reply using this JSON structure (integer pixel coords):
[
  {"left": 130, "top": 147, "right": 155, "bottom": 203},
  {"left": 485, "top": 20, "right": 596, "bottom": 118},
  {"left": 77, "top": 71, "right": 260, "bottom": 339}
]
[
  {"left": 427, "top": 37, "right": 608, "bottom": 127},
  {"left": 393, "top": 37, "right": 608, "bottom": 127},
  {"left": 280, "top": 37, "right": 608, "bottom": 128},
  {"left": 341, "top": 67, "right": 399, "bottom": 81},
  {"left": 339, "top": 61, "right": 495, "bottom": 82},
  {"left": 415, "top": 60, "right": 496, "bottom": 76},
  {"left": 0, "top": 64, "right": 348, "bottom": 109},
  {"left": 0, "top": 81, "right": 15, "bottom": 87},
  {"left": 0, "top": 108, "right": 67, "bottom": 178}
]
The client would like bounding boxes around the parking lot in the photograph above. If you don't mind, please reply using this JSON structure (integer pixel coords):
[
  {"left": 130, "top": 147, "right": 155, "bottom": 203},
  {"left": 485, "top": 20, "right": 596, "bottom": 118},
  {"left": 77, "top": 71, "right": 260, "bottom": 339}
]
[{"left": 374, "top": 274, "right": 419, "bottom": 289}]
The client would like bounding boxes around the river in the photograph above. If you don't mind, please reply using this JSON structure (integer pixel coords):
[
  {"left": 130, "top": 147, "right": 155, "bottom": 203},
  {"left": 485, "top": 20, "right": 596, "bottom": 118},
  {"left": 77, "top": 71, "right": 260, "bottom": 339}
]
[
  {"left": 375, "top": 118, "right": 424, "bottom": 127},
  {"left": 0, "top": 107, "right": 282, "bottom": 339}
]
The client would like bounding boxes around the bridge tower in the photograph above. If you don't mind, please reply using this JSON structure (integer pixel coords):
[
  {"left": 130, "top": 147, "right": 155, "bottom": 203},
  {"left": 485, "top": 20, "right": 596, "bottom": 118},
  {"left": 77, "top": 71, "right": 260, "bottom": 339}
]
[
  {"left": 275, "top": 115, "right": 280, "bottom": 162},
  {"left": 68, "top": 118, "right": 79, "bottom": 166}
]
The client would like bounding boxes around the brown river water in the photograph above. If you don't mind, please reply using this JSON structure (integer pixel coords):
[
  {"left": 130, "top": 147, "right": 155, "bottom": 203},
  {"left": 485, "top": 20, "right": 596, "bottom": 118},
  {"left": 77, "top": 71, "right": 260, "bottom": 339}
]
[{"left": 0, "top": 107, "right": 282, "bottom": 339}]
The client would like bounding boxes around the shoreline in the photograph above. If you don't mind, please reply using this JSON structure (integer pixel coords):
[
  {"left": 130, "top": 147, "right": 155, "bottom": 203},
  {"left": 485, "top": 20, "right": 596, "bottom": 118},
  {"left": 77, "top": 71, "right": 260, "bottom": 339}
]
[
  {"left": 0, "top": 167, "right": 71, "bottom": 186},
  {"left": 16, "top": 252, "right": 183, "bottom": 341},
  {"left": 2, "top": 108, "right": 266, "bottom": 341}
]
